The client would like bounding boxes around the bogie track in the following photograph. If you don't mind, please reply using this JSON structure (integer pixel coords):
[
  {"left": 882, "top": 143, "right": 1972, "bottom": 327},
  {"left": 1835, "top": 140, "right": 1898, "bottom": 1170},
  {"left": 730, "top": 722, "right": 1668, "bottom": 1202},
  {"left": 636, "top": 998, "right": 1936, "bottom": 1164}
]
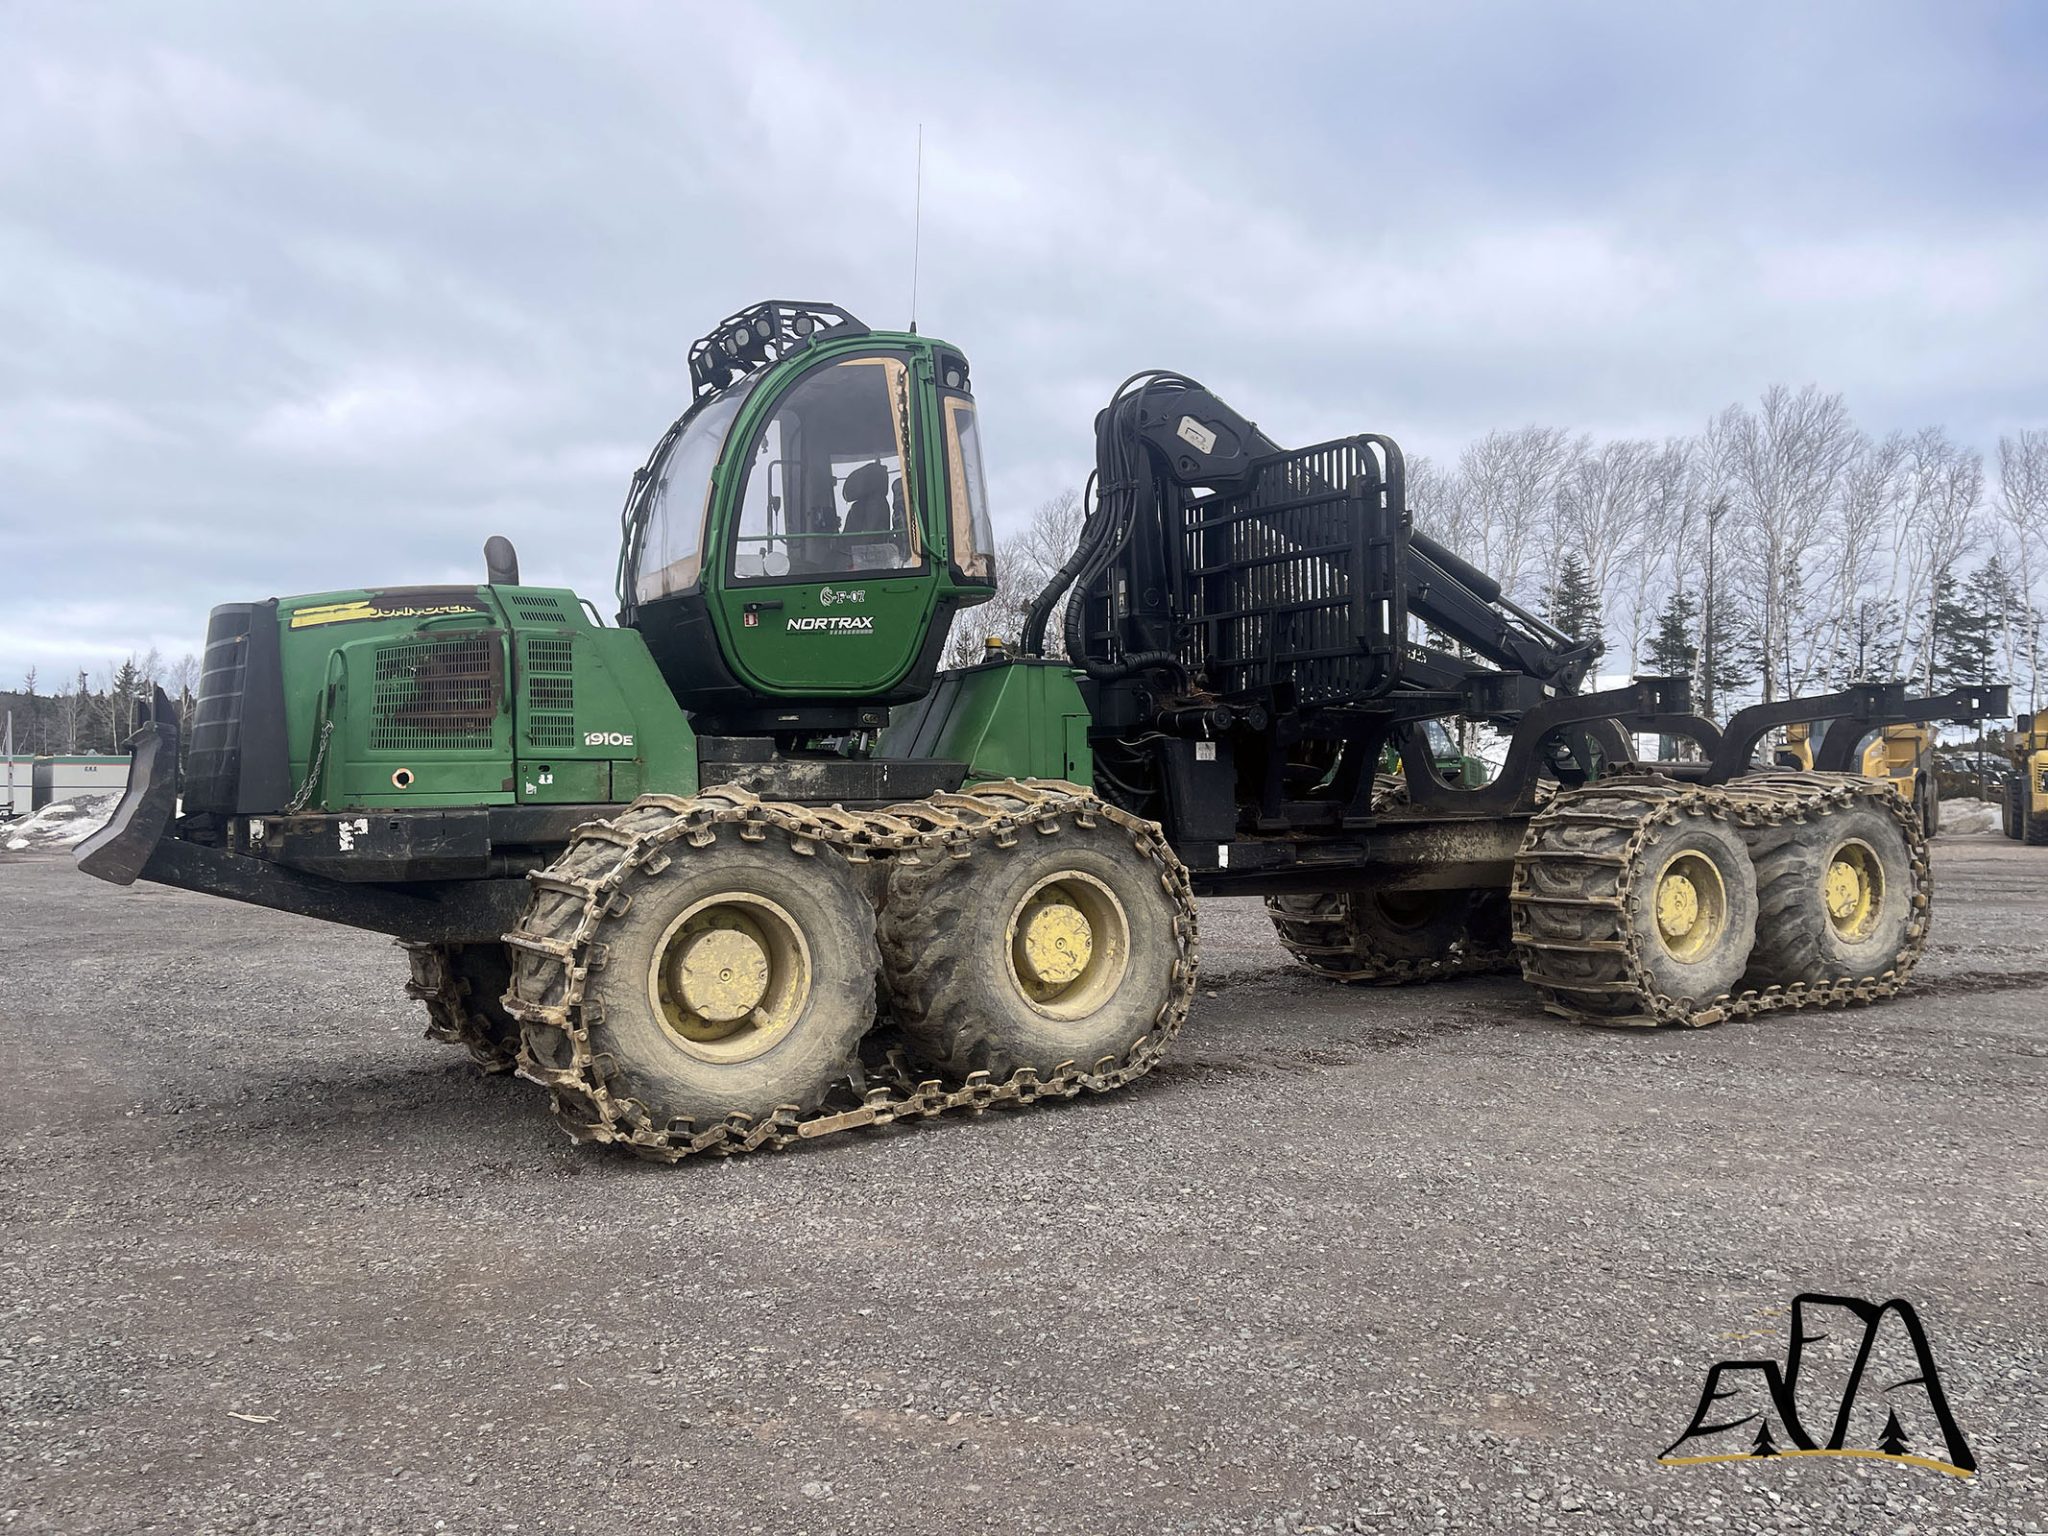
[
  {"left": 499, "top": 780, "right": 1197, "bottom": 1163},
  {"left": 1511, "top": 771, "right": 1929, "bottom": 1027},
  {"left": 1265, "top": 777, "right": 1516, "bottom": 986}
]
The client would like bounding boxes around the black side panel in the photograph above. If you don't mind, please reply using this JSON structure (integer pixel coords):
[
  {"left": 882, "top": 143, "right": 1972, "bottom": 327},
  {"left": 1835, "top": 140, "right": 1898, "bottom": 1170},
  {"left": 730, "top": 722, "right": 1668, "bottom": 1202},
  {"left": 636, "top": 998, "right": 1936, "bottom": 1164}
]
[
  {"left": 184, "top": 603, "right": 255, "bottom": 818},
  {"left": 186, "top": 600, "right": 293, "bottom": 818},
  {"left": 237, "top": 603, "right": 291, "bottom": 813}
]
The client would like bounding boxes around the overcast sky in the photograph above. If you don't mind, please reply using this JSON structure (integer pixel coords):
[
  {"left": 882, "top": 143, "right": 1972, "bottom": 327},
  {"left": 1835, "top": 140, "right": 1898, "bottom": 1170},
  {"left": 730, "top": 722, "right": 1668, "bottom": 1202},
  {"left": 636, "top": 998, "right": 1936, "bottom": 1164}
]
[{"left": 2, "top": 1, "right": 2044, "bottom": 683}]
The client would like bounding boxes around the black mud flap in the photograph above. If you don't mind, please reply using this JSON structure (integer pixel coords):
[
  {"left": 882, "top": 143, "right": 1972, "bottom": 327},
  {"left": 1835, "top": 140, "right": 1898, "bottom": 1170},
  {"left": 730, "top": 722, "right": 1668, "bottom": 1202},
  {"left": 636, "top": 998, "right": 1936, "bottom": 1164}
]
[{"left": 76, "top": 687, "right": 180, "bottom": 887}]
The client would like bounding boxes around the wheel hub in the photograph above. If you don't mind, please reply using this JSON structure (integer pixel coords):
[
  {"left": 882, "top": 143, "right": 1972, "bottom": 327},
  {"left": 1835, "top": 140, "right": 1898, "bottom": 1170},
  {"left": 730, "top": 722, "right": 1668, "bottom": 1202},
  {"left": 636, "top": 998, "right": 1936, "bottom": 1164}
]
[
  {"left": 669, "top": 926, "right": 771, "bottom": 1023},
  {"left": 1822, "top": 840, "right": 1882, "bottom": 941},
  {"left": 1016, "top": 901, "right": 1093, "bottom": 986},
  {"left": 1656, "top": 875, "right": 1700, "bottom": 937},
  {"left": 1006, "top": 872, "right": 1132, "bottom": 1020},
  {"left": 1651, "top": 851, "right": 1727, "bottom": 963},
  {"left": 649, "top": 894, "right": 811, "bottom": 1062}
]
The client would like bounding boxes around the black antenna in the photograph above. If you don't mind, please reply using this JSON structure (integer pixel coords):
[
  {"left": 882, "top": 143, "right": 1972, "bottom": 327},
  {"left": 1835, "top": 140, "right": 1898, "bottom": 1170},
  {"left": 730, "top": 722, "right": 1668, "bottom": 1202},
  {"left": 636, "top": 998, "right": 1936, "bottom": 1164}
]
[{"left": 909, "top": 124, "right": 923, "bottom": 334}]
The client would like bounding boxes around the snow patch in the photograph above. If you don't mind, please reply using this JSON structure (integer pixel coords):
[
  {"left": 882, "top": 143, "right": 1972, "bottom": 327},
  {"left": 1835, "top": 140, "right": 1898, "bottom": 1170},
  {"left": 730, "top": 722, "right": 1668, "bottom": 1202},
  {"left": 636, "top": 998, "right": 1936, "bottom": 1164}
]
[
  {"left": 2, "top": 792, "right": 120, "bottom": 851},
  {"left": 1938, "top": 796, "right": 2000, "bottom": 836}
]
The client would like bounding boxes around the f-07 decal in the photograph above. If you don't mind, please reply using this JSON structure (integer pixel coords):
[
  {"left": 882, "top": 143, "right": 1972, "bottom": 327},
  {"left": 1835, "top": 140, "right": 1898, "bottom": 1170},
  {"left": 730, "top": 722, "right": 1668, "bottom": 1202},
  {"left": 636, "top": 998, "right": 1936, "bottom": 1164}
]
[
  {"left": 788, "top": 615, "right": 875, "bottom": 633},
  {"left": 289, "top": 596, "right": 487, "bottom": 629}
]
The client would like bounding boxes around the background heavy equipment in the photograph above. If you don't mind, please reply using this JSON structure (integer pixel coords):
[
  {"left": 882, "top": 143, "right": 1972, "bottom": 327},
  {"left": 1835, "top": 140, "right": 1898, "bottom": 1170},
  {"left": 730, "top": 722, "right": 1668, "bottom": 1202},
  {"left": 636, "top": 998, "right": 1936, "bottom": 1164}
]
[
  {"left": 1782, "top": 720, "right": 1940, "bottom": 839},
  {"left": 77, "top": 300, "right": 2007, "bottom": 1162},
  {"left": 2003, "top": 712, "right": 2048, "bottom": 843}
]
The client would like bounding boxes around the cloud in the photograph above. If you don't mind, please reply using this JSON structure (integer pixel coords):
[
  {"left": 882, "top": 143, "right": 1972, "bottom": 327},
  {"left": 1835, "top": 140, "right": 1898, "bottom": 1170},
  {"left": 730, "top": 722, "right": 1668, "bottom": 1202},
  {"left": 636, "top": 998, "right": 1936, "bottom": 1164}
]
[{"left": 0, "top": 0, "right": 2043, "bottom": 681}]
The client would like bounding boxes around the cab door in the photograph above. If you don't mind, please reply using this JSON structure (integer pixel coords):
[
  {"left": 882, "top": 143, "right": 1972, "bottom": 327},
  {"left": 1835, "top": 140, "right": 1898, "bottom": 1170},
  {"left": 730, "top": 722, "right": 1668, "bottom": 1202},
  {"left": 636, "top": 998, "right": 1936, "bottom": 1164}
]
[{"left": 708, "top": 351, "right": 940, "bottom": 697}]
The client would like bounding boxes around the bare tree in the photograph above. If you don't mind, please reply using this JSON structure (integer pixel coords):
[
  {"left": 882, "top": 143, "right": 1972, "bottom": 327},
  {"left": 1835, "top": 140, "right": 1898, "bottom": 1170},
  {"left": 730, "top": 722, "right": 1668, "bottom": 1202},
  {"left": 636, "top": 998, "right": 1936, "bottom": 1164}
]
[
  {"left": 1708, "top": 386, "right": 1863, "bottom": 700},
  {"left": 944, "top": 488, "right": 1085, "bottom": 666},
  {"left": 1997, "top": 429, "right": 2048, "bottom": 708},
  {"left": 1451, "top": 427, "right": 1584, "bottom": 606},
  {"left": 1553, "top": 437, "right": 1677, "bottom": 673},
  {"left": 1896, "top": 429, "right": 1983, "bottom": 689}
]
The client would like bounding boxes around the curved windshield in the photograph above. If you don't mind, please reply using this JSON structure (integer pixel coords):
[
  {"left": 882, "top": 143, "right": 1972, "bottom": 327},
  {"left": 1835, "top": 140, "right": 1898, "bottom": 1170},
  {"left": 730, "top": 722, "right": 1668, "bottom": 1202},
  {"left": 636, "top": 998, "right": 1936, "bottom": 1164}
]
[
  {"left": 633, "top": 377, "right": 757, "bottom": 603},
  {"left": 729, "top": 356, "right": 921, "bottom": 582}
]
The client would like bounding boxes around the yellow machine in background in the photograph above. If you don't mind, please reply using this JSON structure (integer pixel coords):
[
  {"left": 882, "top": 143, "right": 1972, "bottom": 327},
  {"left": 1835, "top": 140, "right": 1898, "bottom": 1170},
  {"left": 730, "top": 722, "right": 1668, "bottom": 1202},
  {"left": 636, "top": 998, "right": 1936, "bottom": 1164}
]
[
  {"left": 1782, "top": 721, "right": 1939, "bottom": 838},
  {"left": 2003, "top": 713, "right": 2048, "bottom": 844}
]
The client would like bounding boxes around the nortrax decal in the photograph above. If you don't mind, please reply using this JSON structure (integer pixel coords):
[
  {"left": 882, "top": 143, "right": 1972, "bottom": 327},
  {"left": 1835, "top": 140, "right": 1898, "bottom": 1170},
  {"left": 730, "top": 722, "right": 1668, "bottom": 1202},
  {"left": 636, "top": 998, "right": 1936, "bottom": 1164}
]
[{"left": 788, "top": 615, "right": 875, "bottom": 633}]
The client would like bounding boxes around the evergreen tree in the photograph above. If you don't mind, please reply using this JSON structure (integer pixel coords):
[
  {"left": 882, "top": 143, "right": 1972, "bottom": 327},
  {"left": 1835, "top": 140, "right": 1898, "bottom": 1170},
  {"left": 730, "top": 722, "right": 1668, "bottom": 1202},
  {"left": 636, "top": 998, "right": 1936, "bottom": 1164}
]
[
  {"left": 1833, "top": 596, "right": 1901, "bottom": 687},
  {"left": 1645, "top": 590, "right": 1700, "bottom": 685},
  {"left": 1699, "top": 598, "right": 1757, "bottom": 717},
  {"left": 1749, "top": 1420, "right": 1779, "bottom": 1458},
  {"left": 1931, "top": 566, "right": 1998, "bottom": 691},
  {"left": 1877, "top": 1409, "right": 1911, "bottom": 1458},
  {"left": 1543, "top": 553, "right": 1606, "bottom": 661}
]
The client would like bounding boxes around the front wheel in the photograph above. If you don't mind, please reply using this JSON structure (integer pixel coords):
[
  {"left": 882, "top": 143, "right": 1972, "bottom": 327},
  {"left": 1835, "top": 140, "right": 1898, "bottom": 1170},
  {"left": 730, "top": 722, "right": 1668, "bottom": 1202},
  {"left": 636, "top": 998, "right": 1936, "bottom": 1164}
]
[{"left": 509, "top": 806, "right": 880, "bottom": 1138}]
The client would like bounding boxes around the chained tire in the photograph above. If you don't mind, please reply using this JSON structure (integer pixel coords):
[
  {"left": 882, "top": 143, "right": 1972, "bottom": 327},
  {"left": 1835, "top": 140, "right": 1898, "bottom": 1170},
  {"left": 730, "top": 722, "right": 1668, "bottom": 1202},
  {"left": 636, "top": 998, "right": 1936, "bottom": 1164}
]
[
  {"left": 404, "top": 942, "right": 521, "bottom": 1073},
  {"left": 2004, "top": 776, "right": 2023, "bottom": 840},
  {"left": 878, "top": 793, "right": 1196, "bottom": 1081},
  {"left": 1265, "top": 887, "right": 1514, "bottom": 984},
  {"left": 1745, "top": 803, "right": 1916, "bottom": 987},
  {"left": 507, "top": 802, "right": 878, "bottom": 1140},
  {"left": 1513, "top": 783, "right": 1759, "bottom": 1024}
]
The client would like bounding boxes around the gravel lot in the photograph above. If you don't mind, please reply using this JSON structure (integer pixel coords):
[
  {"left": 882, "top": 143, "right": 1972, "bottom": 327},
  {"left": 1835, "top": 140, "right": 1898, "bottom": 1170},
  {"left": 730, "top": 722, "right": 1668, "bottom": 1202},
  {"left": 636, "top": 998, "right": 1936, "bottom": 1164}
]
[{"left": 2, "top": 836, "right": 2044, "bottom": 1535}]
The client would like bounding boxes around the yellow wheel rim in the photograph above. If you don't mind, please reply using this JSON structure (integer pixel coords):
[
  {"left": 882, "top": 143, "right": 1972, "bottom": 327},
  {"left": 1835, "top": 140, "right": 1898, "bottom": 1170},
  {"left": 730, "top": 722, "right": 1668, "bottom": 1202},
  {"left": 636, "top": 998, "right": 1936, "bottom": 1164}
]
[
  {"left": 1005, "top": 871, "right": 1131, "bottom": 1021},
  {"left": 1652, "top": 850, "right": 1728, "bottom": 964},
  {"left": 648, "top": 893, "right": 810, "bottom": 1063},
  {"left": 1822, "top": 838, "right": 1883, "bottom": 943}
]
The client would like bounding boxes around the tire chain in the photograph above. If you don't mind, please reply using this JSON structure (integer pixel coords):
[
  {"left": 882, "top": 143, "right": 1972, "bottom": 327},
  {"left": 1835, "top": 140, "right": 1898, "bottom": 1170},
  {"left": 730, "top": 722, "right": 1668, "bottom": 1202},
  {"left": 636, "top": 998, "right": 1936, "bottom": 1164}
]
[
  {"left": 401, "top": 942, "right": 519, "bottom": 1074},
  {"left": 1511, "top": 770, "right": 1930, "bottom": 1027},
  {"left": 499, "top": 780, "right": 1199, "bottom": 1163},
  {"left": 1265, "top": 776, "right": 1517, "bottom": 985}
]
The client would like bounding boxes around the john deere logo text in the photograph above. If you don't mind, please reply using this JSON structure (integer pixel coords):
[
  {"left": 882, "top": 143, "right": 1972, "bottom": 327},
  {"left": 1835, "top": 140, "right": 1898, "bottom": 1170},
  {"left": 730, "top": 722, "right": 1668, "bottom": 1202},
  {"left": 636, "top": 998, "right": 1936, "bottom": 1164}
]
[
  {"left": 290, "top": 600, "right": 486, "bottom": 630},
  {"left": 1661, "top": 1294, "right": 1975, "bottom": 1477},
  {"left": 788, "top": 616, "right": 874, "bottom": 633}
]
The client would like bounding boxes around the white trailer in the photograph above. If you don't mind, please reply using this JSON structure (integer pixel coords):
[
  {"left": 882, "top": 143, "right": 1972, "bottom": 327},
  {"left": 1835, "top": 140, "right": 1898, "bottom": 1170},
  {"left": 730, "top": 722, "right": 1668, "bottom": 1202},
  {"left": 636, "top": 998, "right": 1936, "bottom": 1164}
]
[{"left": 31, "top": 756, "right": 131, "bottom": 810}]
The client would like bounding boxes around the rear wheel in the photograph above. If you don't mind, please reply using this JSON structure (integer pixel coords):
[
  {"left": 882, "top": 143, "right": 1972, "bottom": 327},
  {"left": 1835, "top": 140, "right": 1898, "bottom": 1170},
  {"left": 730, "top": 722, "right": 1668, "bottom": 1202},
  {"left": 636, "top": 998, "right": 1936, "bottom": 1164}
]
[
  {"left": 405, "top": 942, "right": 521, "bottom": 1073},
  {"left": 1916, "top": 772, "right": 1939, "bottom": 840},
  {"left": 1745, "top": 804, "right": 1916, "bottom": 985},
  {"left": 2004, "top": 775, "right": 2023, "bottom": 839},
  {"left": 1513, "top": 794, "right": 1759, "bottom": 1022},
  {"left": 879, "top": 799, "right": 1194, "bottom": 1081},
  {"left": 1627, "top": 817, "right": 1760, "bottom": 1007}
]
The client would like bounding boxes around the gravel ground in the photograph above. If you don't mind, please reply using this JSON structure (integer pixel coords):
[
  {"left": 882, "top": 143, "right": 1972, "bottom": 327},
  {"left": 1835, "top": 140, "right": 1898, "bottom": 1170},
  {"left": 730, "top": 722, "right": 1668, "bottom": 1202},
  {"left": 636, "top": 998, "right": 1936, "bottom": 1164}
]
[{"left": 2, "top": 836, "right": 2044, "bottom": 1535}]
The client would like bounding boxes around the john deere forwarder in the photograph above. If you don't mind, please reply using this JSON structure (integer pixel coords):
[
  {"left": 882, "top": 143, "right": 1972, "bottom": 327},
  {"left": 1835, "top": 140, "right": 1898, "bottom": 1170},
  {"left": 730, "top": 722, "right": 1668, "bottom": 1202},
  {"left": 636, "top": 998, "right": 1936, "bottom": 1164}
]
[{"left": 79, "top": 301, "right": 2006, "bottom": 1162}]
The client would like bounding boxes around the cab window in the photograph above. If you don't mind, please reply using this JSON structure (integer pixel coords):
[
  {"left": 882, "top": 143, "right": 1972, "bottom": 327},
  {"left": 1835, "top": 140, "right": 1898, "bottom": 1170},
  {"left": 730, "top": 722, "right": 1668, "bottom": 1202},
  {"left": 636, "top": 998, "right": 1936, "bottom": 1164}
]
[
  {"left": 943, "top": 396, "right": 995, "bottom": 583},
  {"left": 633, "top": 378, "right": 755, "bottom": 602},
  {"left": 730, "top": 356, "right": 922, "bottom": 582}
]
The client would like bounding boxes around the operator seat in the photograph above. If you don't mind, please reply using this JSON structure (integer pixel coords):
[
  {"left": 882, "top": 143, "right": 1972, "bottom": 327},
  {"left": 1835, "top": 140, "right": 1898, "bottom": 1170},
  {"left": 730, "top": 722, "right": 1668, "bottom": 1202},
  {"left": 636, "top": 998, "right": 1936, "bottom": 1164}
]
[{"left": 842, "top": 461, "right": 893, "bottom": 537}]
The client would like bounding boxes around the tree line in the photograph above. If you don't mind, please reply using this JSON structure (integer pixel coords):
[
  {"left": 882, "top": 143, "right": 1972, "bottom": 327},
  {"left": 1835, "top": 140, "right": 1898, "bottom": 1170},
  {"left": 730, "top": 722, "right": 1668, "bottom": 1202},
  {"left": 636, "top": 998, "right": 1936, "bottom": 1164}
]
[
  {"left": 1, "top": 651, "right": 197, "bottom": 759},
  {"left": 1413, "top": 388, "right": 2044, "bottom": 714},
  {"left": 961, "top": 387, "right": 2046, "bottom": 718}
]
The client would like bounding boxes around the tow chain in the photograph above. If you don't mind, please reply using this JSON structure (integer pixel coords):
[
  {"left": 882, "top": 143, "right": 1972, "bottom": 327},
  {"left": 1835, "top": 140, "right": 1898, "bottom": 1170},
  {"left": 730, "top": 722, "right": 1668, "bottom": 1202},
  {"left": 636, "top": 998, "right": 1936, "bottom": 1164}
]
[
  {"left": 1511, "top": 771, "right": 1930, "bottom": 1026},
  {"left": 499, "top": 780, "right": 1199, "bottom": 1163}
]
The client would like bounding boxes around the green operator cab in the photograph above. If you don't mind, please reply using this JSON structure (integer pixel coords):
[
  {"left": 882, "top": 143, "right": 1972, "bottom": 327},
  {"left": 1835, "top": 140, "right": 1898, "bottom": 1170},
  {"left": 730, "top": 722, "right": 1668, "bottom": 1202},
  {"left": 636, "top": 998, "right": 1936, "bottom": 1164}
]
[
  {"left": 620, "top": 301, "right": 999, "bottom": 735},
  {"left": 173, "top": 304, "right": 1007, "bottom": 836}
]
